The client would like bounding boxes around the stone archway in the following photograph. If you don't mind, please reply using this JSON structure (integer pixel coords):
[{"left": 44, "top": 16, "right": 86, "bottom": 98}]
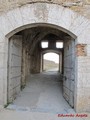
[{"left": 0, "top": 2, "right": 90, "bottom": 112}]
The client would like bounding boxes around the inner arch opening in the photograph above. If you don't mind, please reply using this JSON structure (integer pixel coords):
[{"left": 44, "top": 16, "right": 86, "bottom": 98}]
[{"left": 43, "top": 52, "right": 59, "bottom": 72}]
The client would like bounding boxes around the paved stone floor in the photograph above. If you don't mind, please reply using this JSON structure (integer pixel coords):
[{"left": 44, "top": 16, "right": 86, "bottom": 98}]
[
  {"left": 8, "top": 71, "right": 73, "bottom": 113},
  {"left": 0, "top": 71, "right": 89, "bottom": 120}
]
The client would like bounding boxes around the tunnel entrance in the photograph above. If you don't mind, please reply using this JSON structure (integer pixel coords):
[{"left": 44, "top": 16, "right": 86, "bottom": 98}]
[{"left": 7, "top": 24, "right": 75, "bottom": 112}]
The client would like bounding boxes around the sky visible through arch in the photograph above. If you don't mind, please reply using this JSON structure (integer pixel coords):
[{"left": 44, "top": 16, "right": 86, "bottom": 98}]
[{"left": 44, "top": 53, "right": 59, "bottom": 64}]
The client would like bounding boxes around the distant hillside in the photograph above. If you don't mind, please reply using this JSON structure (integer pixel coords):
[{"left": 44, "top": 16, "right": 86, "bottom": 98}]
[{"left": 43, "top": 59, "right": 59, "bottom": 71}]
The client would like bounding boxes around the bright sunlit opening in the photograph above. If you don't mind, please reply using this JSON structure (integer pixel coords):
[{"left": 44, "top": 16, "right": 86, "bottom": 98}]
[
  {"left": 44, "top": 52, "right": 59, "bottom": 64},
  {"left": 41, "top": 41, "right": 48, "bottom": 48},
  {"left": 56, "top": 42, "right": 63, "bottom": 48},
  {"left": 43, "top": 52, "right": 59, "bottom": 71}
]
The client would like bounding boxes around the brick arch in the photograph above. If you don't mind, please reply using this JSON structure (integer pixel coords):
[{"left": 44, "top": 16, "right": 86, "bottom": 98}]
[{"left": 0, "top": 2, "right": 90, "bottom": 112}]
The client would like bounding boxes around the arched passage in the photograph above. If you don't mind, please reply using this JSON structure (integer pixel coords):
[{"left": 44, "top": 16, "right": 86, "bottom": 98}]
[
  {"left": 7, "top": 24, "right": 76, "bottom": 113},
  {"left": 0, "top": 2, "right": 89, "bottom": 112}
]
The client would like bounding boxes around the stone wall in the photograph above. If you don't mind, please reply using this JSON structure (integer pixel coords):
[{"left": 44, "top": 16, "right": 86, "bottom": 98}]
[
  {"left": 30, "top": 47, "right": 41, "bottom": 74},
  {"left": 0, "top": 0, "right": 90, "bottom": 19},
  {"left": 21, "top": 47, "right": 31, "bottom": 88},
  {"left": 22, "top": 29, "right": 41, "bottom": 74}
]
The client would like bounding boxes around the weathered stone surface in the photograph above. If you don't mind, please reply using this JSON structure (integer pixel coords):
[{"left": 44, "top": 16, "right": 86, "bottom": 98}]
[{"left": 0, "top": 0, "right": 89, "bottom": 19}]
